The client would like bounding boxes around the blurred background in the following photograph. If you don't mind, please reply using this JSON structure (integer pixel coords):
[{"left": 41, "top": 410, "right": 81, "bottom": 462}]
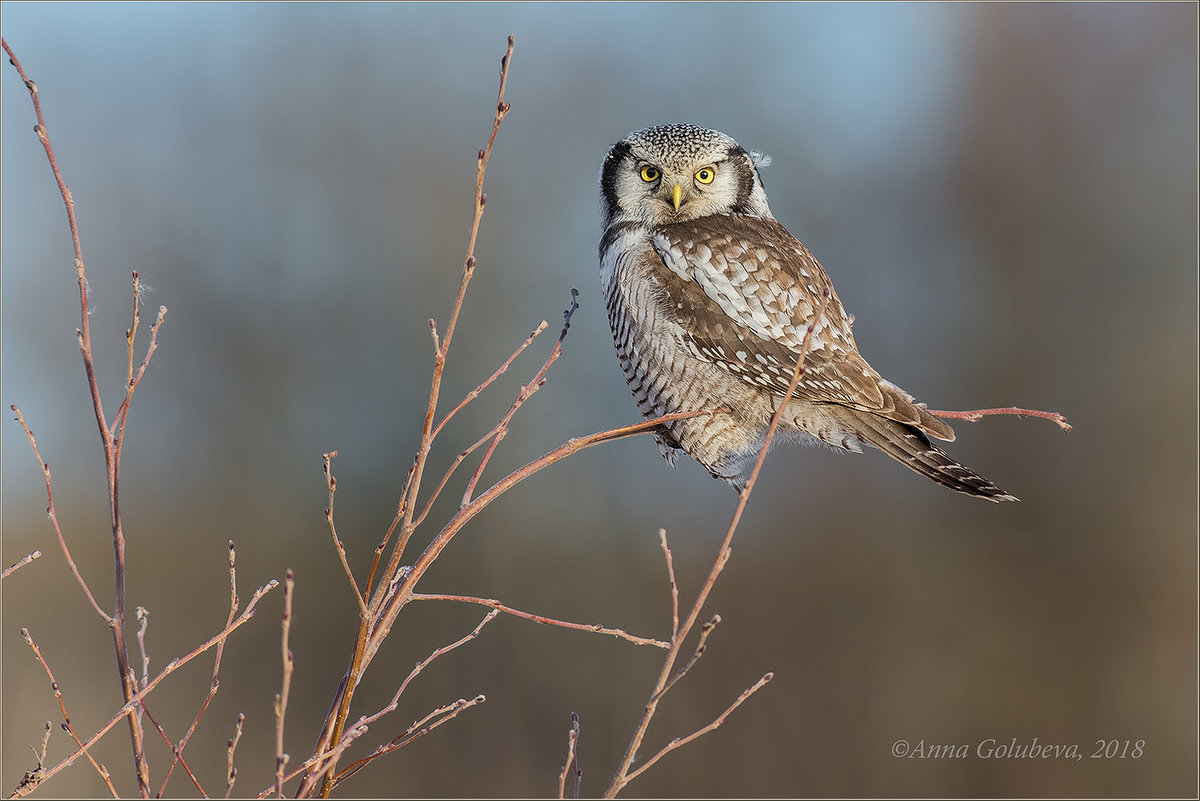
[{"left": 2, "top": 2, "right": 1195, "bottom": 797}]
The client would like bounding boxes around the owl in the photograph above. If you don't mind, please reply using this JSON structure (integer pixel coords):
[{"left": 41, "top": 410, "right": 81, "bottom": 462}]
[{"left": 598, "top": 124, "right": 1015, "bottom": 501}]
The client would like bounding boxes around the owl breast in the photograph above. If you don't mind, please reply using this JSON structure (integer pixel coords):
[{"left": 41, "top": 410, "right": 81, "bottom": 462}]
[{"left": 601, "top": 223, "right": 778, "bottom": 485}]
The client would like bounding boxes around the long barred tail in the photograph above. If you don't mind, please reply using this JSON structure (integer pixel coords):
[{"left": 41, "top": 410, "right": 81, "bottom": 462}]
[{"left": 846, "top": 410, "right": 1018, "bottom": 502}]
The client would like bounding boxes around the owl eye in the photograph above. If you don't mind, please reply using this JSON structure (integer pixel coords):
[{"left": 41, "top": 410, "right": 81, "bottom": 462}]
[
  {"left": 694, "top": 167, "right": 716, "bottom": 184},
  {"left": 639, "top": 165, "right": 661, "bottom": 183}
]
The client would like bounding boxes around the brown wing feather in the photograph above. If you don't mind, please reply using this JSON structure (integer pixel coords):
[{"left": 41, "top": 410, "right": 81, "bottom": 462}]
[{"left": 651, "top": 214, "right": 955, "bottom": 441}]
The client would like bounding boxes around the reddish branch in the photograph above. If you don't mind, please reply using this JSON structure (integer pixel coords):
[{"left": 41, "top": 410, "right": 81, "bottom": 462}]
[
  {"left": 19, "top": 628, "right": 119, "bottom": 797},
  {"left": 0, "top": 550, "right": 41, "bottom": 580},
  {"left": 298, "top": 38, "right": 518, "bottom": 799},
  {"left": 928, "top": 405, "right": 1072, "bottom": 431},
  {"left": 10, "top": 578, "right": 277, "bottom": 797},
  {"left": 604, "top": 286, "right": 834, "bottom": 797},
  {"left": 412, "top": 593, "right": 669, "bottom": 649},
  {"left": 3, "top": 38, "right": 167, "bottom": 796}
]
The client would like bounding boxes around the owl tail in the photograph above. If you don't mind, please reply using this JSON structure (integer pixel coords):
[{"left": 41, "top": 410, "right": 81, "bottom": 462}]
[{"left": 841, "top": 409, "right": 1018, "bottom": 502}]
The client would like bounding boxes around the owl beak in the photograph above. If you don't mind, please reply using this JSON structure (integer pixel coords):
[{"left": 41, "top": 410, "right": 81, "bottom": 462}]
[{"left": 671, "top": 183, "right": 683, "bottom": 212}]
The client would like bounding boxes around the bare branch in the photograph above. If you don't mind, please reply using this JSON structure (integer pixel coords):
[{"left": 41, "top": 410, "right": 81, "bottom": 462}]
[
  {"left": 353, "top": 610, "right": 498, "bottom": 734},
  {"left": 225, "top": 713, "right": 245, "bottom": 800},
  {"left": 604, "top": 286, "right": 832, "bottom": 797},
  {"left": 274, "top": 570, "right": 296, "bottom": 798},
  {"left": 655, "top": 615, "right": 720, "bottom": 701},
  {"left": 460, "top": 290, "right": 577, "bottom": 506},
  {"left": 432, "top": 319, "right": 549, "bottom": 440},
  {"left": 329, "top": 696, "right": 487, "bottom": 791},
  {"left": 927, "top": 405, "right": 1072, "bottom": 431},
  {"left": 302, "top": 39, "right": 518, "bottom": 797},
  {"left": 139, "top": 703, "right": 205, "bottom": 796},
  {"left": 18, "top": 628, "right": 119, "bottom": 797},
  {"left": 322, "top": 453, "right": 368, "bottom": 614},
  {"left": 158, "top": 540, "right": 241, "bottom": 795},
  {"left": 557, "top": 712, "right": 582, "bottom": 800},
  {"left": 411, "top": 593, "right": 669, "bottom": 649},
  {"left": 2, "top": 40, "right": 159, "bottom": 794},
  {"left": 659, "top": 530, "right": 679, "bottom": 638},
  {"left": 622, "top": 673, "right": 774, "bottom": 786},
  {"left": 11, "top": 722, "right": 56, "bottom": 797},
  {"left": 10, "top": 406, "right": 109, "bottom": 621},
  {"left": 12, "top": 579, "right": 278, "bottom": 798},
  {"left": 1, "top": 550, "right": 42, "bottom": 580}
]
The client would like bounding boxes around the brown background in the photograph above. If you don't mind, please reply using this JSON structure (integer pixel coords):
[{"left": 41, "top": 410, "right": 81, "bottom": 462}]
[{"left": 2, "top": 3, "right": 1195, "bottom": 797}]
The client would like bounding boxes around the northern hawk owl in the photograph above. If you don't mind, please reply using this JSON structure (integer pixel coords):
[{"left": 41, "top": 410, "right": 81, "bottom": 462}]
[{"left": 598, "top": 123, "right": 1015, "bottom": 501}]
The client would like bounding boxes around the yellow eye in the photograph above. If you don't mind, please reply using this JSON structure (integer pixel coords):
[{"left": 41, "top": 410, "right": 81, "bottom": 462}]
[
  {"left": 639, "top": 165, "right": 660, "bottom": 182},
  {"left": 695, "top": 167, "right": 716, "bottom": 184}
]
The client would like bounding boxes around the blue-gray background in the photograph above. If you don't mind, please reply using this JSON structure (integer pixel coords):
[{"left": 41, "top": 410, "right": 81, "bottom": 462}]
[{"left": 2, "top": 2, "right": 1196, "bottom": 797}]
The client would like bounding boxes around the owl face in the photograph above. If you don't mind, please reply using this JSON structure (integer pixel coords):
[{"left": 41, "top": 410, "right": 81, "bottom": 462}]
[{"left": 600, "top": 124, "right": 774, "bottom": 229}]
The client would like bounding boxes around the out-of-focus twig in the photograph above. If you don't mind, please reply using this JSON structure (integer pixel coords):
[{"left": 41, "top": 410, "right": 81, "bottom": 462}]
[
  {"left": 558, "top": 712, "right": 581, "bottom": 800},
  {"left": 10, "top": 406, "right": 108, "bottom": 621},
  {"left": 225, "top": 713, "right": 245, "bottom": 800},
  {"left": 11, "top": 579, "right": 278, "bottom": 798},
  {"left": 274, "top": 570, "right": 296, "bottom": 798},
  {"left": 158, "top": 541, "right": 242, "bottom": 796},
  {"left": 19, "top": 628, "right": 118, "bottom": 797},
  {"left": 3, "top": 39, "right": 167, "bottom": 796},
  {"left": 1, "top": 550, "right": 42, "bottom": 580}
]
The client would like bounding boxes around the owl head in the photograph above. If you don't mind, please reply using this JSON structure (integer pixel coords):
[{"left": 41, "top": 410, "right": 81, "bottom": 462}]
[{"left": 600, "top": 124, "right": 774, "bottom": 229}]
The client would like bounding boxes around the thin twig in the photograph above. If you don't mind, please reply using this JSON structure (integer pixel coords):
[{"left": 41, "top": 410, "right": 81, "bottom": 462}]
[
  {"left": 12, "top": 722, "right": 55, "bottom": 797},
  {"left": 328, "top": 696, "right": 486, "bottom": 790},
  {"left": 12, "top": 580, "right": 278, "bottom": 798},
  {"left": 411, "top": 593, "right": 669, "bottom": 649},
  {"left": 412, "top": 424, "right": 507, "bottom": 530},
  {"left": 225, "top": 713, "right": 245, "bottom": 800},
  {"left": 361, "top": 407, "right": 730, "bottom": 666},
  {"left": 296, "top": 612, "right": 495, "bottom": 799},
  {"left": 353, "top": 610, "right": 498, "bottom": 735},
  {"left": 659, "top": 530, "right": 679, "bottom": 638},
  {"left": 927, "top": 405, "right": 1072, "bottom": 431},
  {"left": 139, "top": 704, "right": 205, "bottom": 796},
  {"left": 303, "top": 39, "right": 518, "bottom": 800},
  {"left": 322, "top": 453, "right": 367, "bottom": 614},
  {"left": 1, "top": 550, "right": 42, "bottom": 579},
  {"left": 621, "top": 673, "right": 774, "bottom": 786},
  {"left": 159, "top": 541, "right": 241, "bottom": 795},
  {"left": 377, "top": 34, "right": 518, "bottom": 606},
  {"left": 431, "top": 320, "right": 549, "bottom": 440},
  {"left": 557, "top": 712, "right": 581, "bottom": 799},
  {"left": 19, "top": 629, "right": 119, "bottom": 797},
  {"left": 3, "top": 39, "right": 156, "bottom": 794},
  {"left": 604, "top": 287, "right": 833, "bottom": 798},
  {"left": 111, "top": 303, "right": 168, "bottom": 436},
  {"left": 655, "top": 615, "right": 720, "bottom": 701},
  {"left": 134, "top": 607, "right": 149, "bottom": 728},
  {"left": 274, "top": 570, "right": 296, "bottom": 798},
  {"left": 460, "top": 291, "right": 578, "bottom": 506},
  {"left": 10, "top": 406, "right": 109, "bottom": 621}
]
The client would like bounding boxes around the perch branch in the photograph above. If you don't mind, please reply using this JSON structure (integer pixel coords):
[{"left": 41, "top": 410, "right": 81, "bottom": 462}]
[
  {"left": 927, "top": 405, "right": 1071, "bottom": 431},
  {"left": 604, "top": 286, "right": 832, "bottom": 797}
]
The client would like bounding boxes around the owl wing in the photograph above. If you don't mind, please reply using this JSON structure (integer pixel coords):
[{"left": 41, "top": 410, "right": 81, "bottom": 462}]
[{"left": 651, "top": 215, "right": 955, "bottom": 438}]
